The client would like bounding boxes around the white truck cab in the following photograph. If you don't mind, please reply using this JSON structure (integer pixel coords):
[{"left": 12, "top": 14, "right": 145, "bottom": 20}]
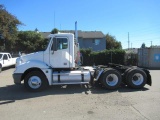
[{"left": 13, "top": 33, "right": 91, "bottom": 91}]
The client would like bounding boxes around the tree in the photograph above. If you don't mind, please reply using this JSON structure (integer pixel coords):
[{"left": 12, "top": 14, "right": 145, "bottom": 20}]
[
  {"left": 16, "top": 31, "right": 45, "bottom": 53},
  {"left": 141, "top": 43, "right": 146, "bottom": 48},
  {"left": 106, "top": 33, "right": 122, "bottom": 50},
  {"left": 0, "top": 4, "right": 22, "bottom": 51},
  {"left": 51, "top": 28, "right": 59, "bottom": 34}
]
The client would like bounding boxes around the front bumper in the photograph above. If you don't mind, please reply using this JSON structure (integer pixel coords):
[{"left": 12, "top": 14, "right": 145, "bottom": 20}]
[{"left": 13, "top": 73, "right": 23, "bottom": 84}]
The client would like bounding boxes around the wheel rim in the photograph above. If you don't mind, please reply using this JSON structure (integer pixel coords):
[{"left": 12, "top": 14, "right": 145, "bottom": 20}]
[
  {"left": 28, "top": 76, "right": 42, "bottom": 89},
  {"left": 132, "top": 73, "right": 144, "bottom": 85},
  {"left": 106, "top": 74, "right": 118, "bottom": 86}
]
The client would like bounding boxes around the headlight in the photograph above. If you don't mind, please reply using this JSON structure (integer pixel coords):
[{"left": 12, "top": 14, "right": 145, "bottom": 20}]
[{"left": 16, "top": 57, "right": 24, "bottom": 67}]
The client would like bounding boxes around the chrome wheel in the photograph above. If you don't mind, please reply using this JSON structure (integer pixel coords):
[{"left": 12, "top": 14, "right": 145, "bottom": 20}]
[
  {"left": 28, "top": 76, "right": 42, "bottom": 89},
  {"left": 126, "top": 68, "right": 147, "bottom": 89},
  {"left": 101, "top": 69, "right": 122, "bottom": 90},
  {"left": 106, "top": 74, "right": 119, "bottom": 86},
  {"left": 132, "top": 73, "right": 144, "bottom": 86},
  {"left": 24, "top": 71, "right": 49, "bottom": 92}
]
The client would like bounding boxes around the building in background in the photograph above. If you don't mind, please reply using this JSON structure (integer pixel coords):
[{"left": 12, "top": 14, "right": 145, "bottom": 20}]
[
  {"left": 40, "top": 30, "right": 106, "bottom": 51},
  {"left": 138, "top": 48, "right": 160, "bottom": 69}
]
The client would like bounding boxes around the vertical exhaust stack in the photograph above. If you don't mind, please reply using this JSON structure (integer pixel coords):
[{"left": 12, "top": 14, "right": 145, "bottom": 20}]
[
  {"left": 75, "top": 21, "right": 78, "bottom": 43},
  {"left": 74, "top": 21, "right": 81, "bottom": 66}
]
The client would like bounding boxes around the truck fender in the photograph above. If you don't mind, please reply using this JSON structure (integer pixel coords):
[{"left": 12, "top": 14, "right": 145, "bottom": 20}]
[
  {"left": 94, "top": 69, "right": 104, "bottom": 81},
  {"left": 15, "top": 60, "right": 50, "bottom": 73},
  {"left": 15, "top": 60, "right": 53, "bottom": 85},
  {"left": 142, "top": 69, "right": 152, "bottom": 86},
  {"left": 95, "top": 68, "right": 116, "bottom": 81}
]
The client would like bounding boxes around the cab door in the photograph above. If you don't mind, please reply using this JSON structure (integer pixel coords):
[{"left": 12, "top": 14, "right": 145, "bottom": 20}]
[
  {"left": 2, "top": 54, "right": 9, "bottom": 67},
  {"left": 49, "top": 37, "right": 71, "bottom": 68},
  {"left": 7, "top": 54, "right": 12, "bottom": 66}
]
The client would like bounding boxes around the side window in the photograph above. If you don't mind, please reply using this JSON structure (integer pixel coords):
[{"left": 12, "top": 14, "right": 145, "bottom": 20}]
[
  {"left": 3, "top": 54, "right": 8, "bottom": 60},
  {"left": 57, "top": 38, "right": 68, "bottom": 50},
  {"left": 8, "top": 54, "right": 11, "bottom": 58},
  {"left": 0, "top": 54, "right": 2, "bottom": 59},
  {"left": 51, "top": 38, "right": 56, "bottom": 51},
  {"left": 93, "top": 39, "right": 100, "bottom": 45}
]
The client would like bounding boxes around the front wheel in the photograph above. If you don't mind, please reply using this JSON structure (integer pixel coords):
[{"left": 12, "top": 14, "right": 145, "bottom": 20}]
[
  {"left": 24, "top": 71, "right": 48, "bottom": 92},
  {"left": 101, "top": 69, "right": 122, "bottom": 90}
]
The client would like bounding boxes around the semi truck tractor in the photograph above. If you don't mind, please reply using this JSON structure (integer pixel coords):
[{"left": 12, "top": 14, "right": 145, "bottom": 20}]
[{"left": 13, "top": 33, "right": 152, "bottom": 92}]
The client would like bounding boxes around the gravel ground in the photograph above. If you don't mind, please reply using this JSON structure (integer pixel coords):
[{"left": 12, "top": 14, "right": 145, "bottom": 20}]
[{"left": 0, "top": 68, "right": 160, "bottom": 120}]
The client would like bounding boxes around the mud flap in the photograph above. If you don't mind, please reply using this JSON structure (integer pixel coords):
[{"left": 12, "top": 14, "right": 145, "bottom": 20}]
[{"left": 143, "top": 69, "right": 152, "bottom": 86}]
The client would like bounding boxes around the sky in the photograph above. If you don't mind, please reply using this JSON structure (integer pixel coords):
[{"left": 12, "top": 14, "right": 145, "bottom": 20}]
[{"left": 1, "top": 0, "right": 160, "bottom": 49}]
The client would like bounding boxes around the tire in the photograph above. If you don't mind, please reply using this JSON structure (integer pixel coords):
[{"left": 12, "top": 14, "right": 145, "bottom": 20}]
[
  {"left": 24, "top": 71, "right": 49, "bottom": 92},
  {"left": 123, "top": 68, "right": 132, "bottom": 84},
  {"left": 126, "top": 69, "right": 147, "bottom": 89},
  {"left": 123, "top": 67, "right": 138, "bottom": 84},
  {"left": 101, "top": 69, "right": 122, "bottom": 90}
]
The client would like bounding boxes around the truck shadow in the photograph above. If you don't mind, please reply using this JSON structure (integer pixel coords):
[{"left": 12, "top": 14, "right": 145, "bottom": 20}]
[{"left": 0, "top": 83, "right": 149, "bottom": 105}]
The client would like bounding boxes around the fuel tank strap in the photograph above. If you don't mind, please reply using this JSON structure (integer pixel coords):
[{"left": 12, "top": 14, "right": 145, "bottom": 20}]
[
  {"left": 58, "top": 71, "right": 60, "bottom": 82},
  {"left": 81, "top": 73, "right": 84, "bottom": 82}
]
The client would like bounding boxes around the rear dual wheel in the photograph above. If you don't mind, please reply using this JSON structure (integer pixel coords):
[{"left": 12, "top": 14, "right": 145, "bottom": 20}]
[
  {"left": 101, "top": 69, "right": 122, "bottom": 90},
  {"left": 126, "top": 69, "right": 147, "bottom": 89}
]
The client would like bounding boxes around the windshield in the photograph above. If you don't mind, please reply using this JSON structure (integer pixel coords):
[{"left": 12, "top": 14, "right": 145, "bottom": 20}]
[
  {"left": 0, "top": 54, "right": 2, "bottom": 59},
  {"left": 45, "top": 37, "right": 51, "bottom": 50},
  {"left": 36, "top": 37, "right": 51, "bottom": 51}
]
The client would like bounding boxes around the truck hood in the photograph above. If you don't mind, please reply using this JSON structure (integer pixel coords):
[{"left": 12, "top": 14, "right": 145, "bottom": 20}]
[{"left": 20, "top": 51, "right": 44, "bottom": 63}]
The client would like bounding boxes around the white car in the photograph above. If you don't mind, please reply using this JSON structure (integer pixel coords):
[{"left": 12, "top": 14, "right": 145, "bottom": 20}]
[{"left": 0, "top": 52, "right": 17, "bottom": 72}]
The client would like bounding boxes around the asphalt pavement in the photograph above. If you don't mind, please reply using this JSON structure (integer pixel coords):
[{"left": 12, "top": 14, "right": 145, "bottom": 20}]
[{"left": 0, "top": 68, "right": 160, "bottom": 120}]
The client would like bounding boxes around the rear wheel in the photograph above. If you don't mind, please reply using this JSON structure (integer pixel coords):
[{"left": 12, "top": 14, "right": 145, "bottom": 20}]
[
  {"left": 123, "top": 67, "right": 138, "bottom": 84},
  {"left": 24, "top": 71, "right": 48, "bottom": 92},
  {"left": 126, "top": 69, "right": 147, "bottom": 89},
  {"left": 101, "top": 69, "right": 122, "bottom": 90}
]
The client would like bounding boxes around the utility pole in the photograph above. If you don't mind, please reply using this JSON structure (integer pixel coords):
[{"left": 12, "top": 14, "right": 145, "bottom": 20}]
[{"left": 128, "top": 32, "right": 130, "bottom": 50}]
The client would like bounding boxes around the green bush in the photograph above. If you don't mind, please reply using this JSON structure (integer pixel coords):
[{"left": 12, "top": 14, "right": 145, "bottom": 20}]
[{"left": 80, "top": 49, "right": 125, "bottom": 66}]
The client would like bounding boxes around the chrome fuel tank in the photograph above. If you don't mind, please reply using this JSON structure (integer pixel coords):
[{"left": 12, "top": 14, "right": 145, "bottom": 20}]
[{"left": 52, "top": 70, "right": 91, "bottom": 84}]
